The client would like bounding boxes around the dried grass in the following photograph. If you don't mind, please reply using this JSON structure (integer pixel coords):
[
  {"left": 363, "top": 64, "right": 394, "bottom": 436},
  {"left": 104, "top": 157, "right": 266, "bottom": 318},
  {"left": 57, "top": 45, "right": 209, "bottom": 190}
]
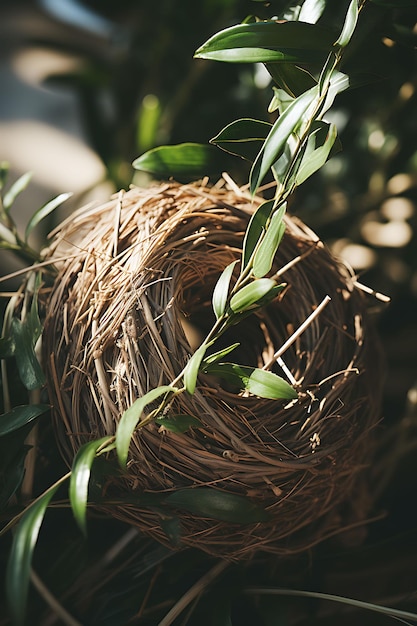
[{"left": 41, "top": 179, "right": 382, "bottom": 559}]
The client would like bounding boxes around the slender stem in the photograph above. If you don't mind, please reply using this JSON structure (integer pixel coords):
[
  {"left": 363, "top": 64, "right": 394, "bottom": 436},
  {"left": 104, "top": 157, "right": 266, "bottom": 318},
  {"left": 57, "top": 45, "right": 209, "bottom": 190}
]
[
  {"left": 244, "top": 588, "right": 417, "bottom": 623},
  {"left": 0, "top": 471, "right": 71, "bottom": 537},
  {"left": 30, "top": 570, "right": 83, "bottom": 626},
  {"left": 274, "top": 51, "right": 341, "bottom": 204},
  {"left": 20, "top": 409, "right": 39, "bottom": 499},
  {"left": 158, "top": 560, "right": 229, "bottom": 626}
]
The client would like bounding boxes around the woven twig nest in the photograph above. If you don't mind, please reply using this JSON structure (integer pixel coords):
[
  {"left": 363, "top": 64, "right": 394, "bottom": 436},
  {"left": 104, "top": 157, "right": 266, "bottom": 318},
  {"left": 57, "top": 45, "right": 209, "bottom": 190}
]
[{"left": 41, "top": 179, "right": 381, "bottom": 559}]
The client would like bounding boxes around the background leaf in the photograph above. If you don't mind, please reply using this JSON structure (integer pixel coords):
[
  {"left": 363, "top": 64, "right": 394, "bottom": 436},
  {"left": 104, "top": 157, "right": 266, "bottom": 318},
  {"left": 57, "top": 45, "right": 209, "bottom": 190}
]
[
  {"left": 211, "top": 119, "right": 271, "bottom": 162},
  {"left": 0, "top": 405, "right": 49, "bottom": 437},
  {"left": 132, "top": 143, "right": 221, "bottom": 179},
  {"left": 0, "top": 335, "right": 15, "bottom": 358},
  {"left": 10, "top": 318, "right": 45, "bottom": 390},
  {"left": 27, "top": 281, "right": 43, "bottom": 346},
  {"left": 0, "top": 447, "right": 28, "bottom": 510},
  {"left": 0, "top": 161, "right": 9, "bottom": 191},
  {"left": 155, "top": 414, "right": 202, "bottom": 434},
  {"left": 159, "top": 516, "right": 182, "bottom": 546},
  {"left": 265, "top": 63, "right": 317, "bottom": 97},
  {"left": 24, "top": 192, "right": 72, "bottom": 241},
  {"left": 3, "top": 171, "right": 33, "bottom": 211},
  {"left": 165, "top": 488, "right": 271, "bottom": 523},
  {"left": 6, "top": 486, "right": 58, "bottom": 626}
]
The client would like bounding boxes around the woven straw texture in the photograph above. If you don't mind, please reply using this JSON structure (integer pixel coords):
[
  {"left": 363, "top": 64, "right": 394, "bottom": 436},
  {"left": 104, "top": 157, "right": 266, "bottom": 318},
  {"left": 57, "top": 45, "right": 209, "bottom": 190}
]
[{"left": 41, "top": 179, "right": 381, "bottom": 559}]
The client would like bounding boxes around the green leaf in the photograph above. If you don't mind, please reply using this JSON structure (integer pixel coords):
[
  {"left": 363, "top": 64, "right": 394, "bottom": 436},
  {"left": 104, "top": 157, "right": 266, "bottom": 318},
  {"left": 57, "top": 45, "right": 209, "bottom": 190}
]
[
  {"left": 211, "top": 119, "right": 271, "bottom": 162},
  {"left": 7, "top": 284, "right": 44, "bottom": 390},
  {"left": 242, "top": 200, "right": 275, "bottom": 269},
  {"left": 116, "top": 386, "right": 176, "bottom": 467},
  {"left": 229, "top": 278, "right": 277, "bottom": 313},
  {"left": 3, "top": 171, "right": 33, "bottom": 211},
  {"left": 204, "top": 363, "right": 297, "bottom": 400},
  {"left": 165, "top": 488, "right": 271, "bottom": 523},
  {"left": 253, "top": 203, "right": 286, "bottom": 278},
  {"left": 195, "top": 22, "right": 336, "bottom": 64},
  {"left": 69, "top": 436, "right": 110, "bottom": 534},
  {"left": 268, "top": 87, "right": 294, "bottom": 114},
  {"left": 243, "top": 367, "right": 297, "bottom": 400},
  {"left": 159, "top": 516, "right": 182, "bottom": 546},
  {"left": 0, "top": 227, "right": 17, "bottom": 247},
  {"left": 137, "top": 93, "right": 162, "bottom": 152},
  {"left": 334, "top": 0, "right": 358, "bottom": 48},
  {"left": 298, "top": 0, "right": 326, "bottom": 24},
  {"left": 10, "top": 318, "right": 45, "bottom": 390},
  {"left": 203, "top": 343, "right": 240, "bottom": 365},
  {"left": 27, "top": 282, "right": 43, "bottom": 346},
  {"left": 0, "top": 405, "right": 49, "bottom": 437},
  {"left": 225, "top": 285, "right": 286, "bottom": 328},
  {"left": 271, "top": 134, "right": 299, "bottom": 185},
  {"left": 6, "top": 485, "right": 58, "bottom": 626},
  {"left": 0, "top": 335, "right": 15, "bottom": 358},
  {"left": 25, "top": 192, "right": 72, "bottom": 241},
  {"left": 320, "top": 71, "right": 350, "bottom": 116},
  {"left": 0, "top": 448, "right": 28, "bottom": 510},
  {"left": 155, "top": 414, "right": 202, "bottom": 434},
  {"left": 250, "top": 85, "right": 319, "bottom": 194},
  {"left": 265, "top": 63, "right": 317, "bottom": 97},
  {"left": 132, "top": 143, "right": 221, "bottom": 179},
  {"left": 0, "top": 161, "right": 9, "bottom": 191},
  {"left": 295, "top": 122, "right": 338, "bottom": 184},
  {"left": 212, "top": 260, "right": 238, "bottom": 319},
  {"left": 252, "top": 283, "right": 287, "bottom": 309},
  {"left": 183, "top": 343, "right": 208, "bottom": 394}
]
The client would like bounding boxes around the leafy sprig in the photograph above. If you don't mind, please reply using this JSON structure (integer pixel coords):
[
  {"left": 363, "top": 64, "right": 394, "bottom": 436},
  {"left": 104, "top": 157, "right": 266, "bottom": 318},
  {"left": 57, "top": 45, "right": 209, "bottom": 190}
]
[{"left": 0, "top": 163, "right": 72, "bottom": 265}]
